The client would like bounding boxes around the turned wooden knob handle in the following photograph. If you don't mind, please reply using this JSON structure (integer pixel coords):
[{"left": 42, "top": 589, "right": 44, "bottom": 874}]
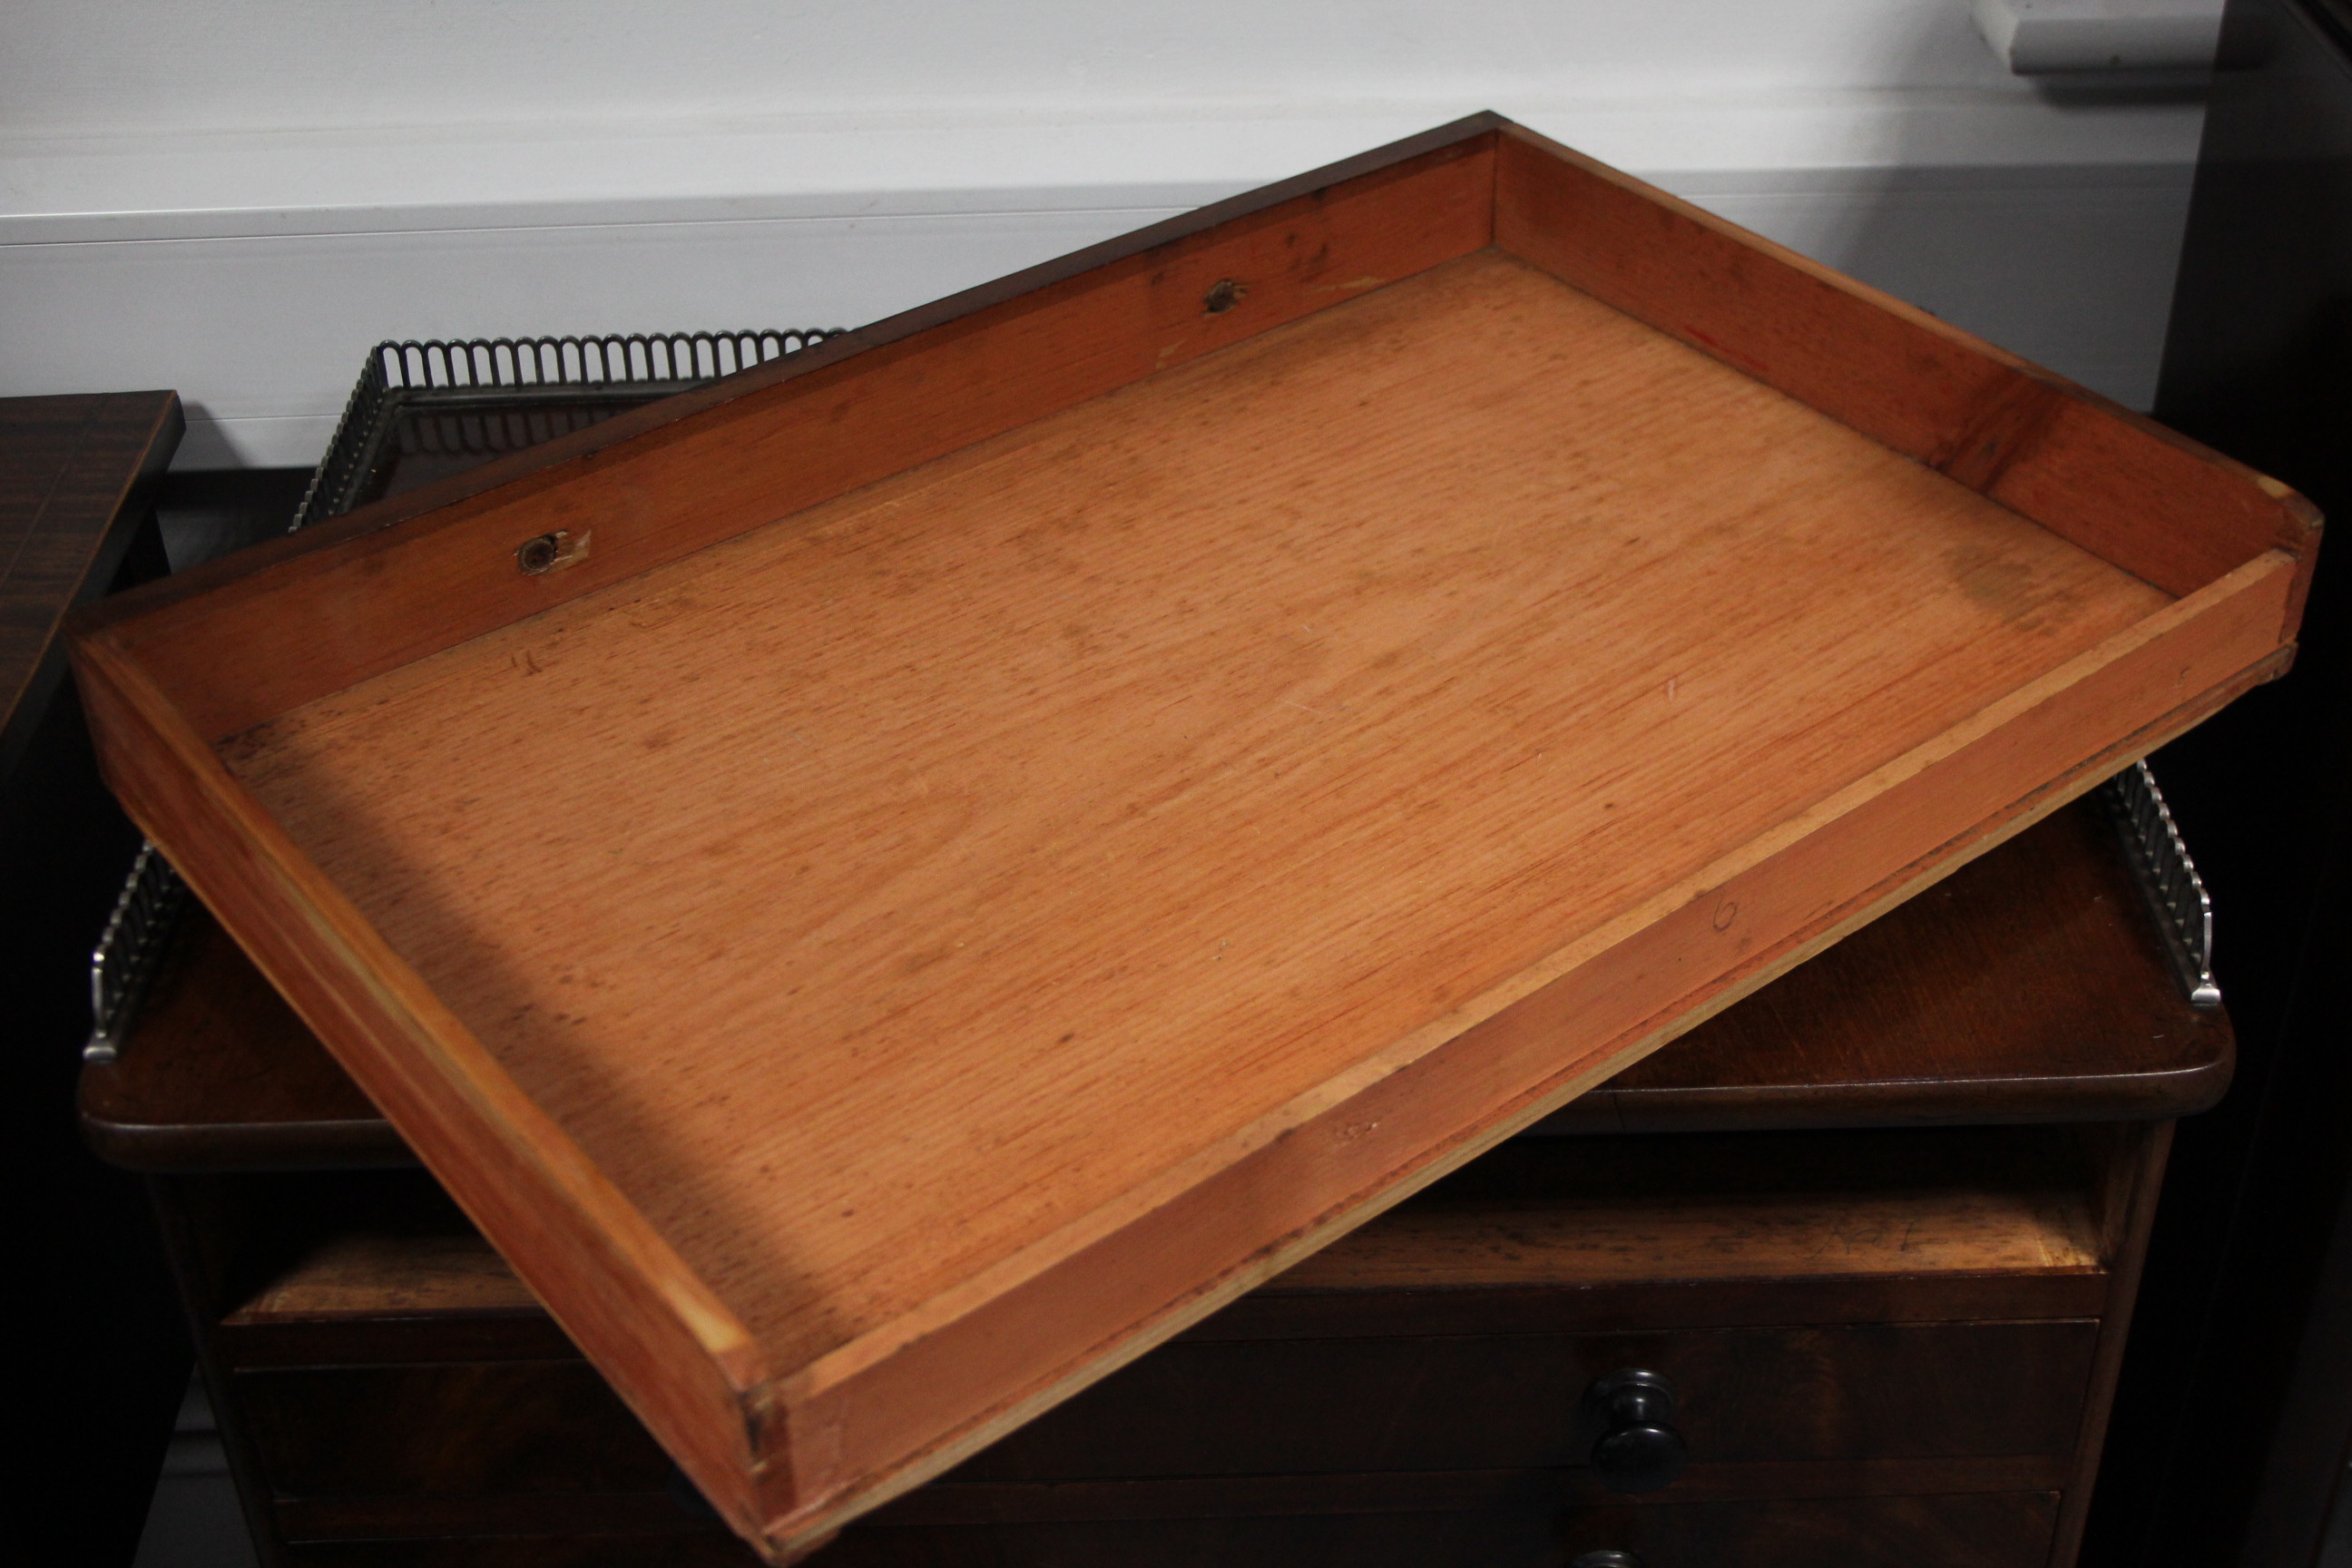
[{"left": 1585, "top": 1368, "right": 1687, "bottom": 1494}]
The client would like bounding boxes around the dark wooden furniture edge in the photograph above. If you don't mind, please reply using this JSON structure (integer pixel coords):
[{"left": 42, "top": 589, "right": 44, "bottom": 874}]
[
  {"left": 0, "top": 390, "right": 181, "bottom": 774},
  {"left": 2052, "top": 1121, "right": 2175, "bottom": 1563},
  {"left": 97, "top": 1120, "right": 415, "bottom": 1171},
  {"left": 1554, "top": 1072, "right": 2230, "bottom": 1133}
]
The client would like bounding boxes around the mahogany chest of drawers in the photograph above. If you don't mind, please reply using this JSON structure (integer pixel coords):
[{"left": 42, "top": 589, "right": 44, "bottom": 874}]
[{"left": 89, "top": 796, "right": 2226, "bottom": 1567}]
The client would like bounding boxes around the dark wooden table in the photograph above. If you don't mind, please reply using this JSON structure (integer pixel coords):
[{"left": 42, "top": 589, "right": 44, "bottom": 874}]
[
  {"left": 5, "top": 391, "right": 184, "bottom": 1568},
  {"left": 1, "top": 392, "right": 180, "bottom": 773},
  {"left": 85, "top": 793, "right": 2229, "bottom": 1568}
]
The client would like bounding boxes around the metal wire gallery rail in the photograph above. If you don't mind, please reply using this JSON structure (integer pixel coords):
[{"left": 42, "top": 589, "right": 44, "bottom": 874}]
[
  {"left": 2100, "top": 760, "right": 2222, "bottom": 1010},
  {"left": 84, "top": 327, "right": 842, "bottom": 1063},
  {"left": 294, "top": 330, "right": 839, "bottom": 530}
]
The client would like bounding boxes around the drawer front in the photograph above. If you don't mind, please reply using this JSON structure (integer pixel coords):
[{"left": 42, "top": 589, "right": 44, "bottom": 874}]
[
  {"left": 239, "top": 1363, "right": 671, "bottom": 1497},
  {"left": 277, "top": 1492, "right": 2059, "bottom": 1568},
  {"left": 238, "top": 1319, "right": 2093, "bottom": 1502},
  {"left": 956, "top": 1319, "right": 2098, "bottom": 1480}
]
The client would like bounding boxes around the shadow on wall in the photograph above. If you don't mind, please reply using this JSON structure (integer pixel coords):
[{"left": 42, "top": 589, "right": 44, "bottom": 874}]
[{"left": 1667, "top": 10, "right": 2203, "bottom": 409}]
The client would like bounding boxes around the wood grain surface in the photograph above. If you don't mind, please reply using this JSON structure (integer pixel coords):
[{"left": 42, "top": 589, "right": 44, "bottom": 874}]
[
  {"left": 225, "top": 1126, "right": 2104, "bottom": 1327},
  {"left": 1491, "top": 127, "right": 2320, "bottom": 622},
  {"left": 220, "top": 250, "right": 2167, "bottom": 1387},
  {"left": 84, "top": 140, "right": 1497, "bottom": 744},
  {"left": 230, "top": 1177, "right": 2095, "bottom": 1322},
  {"left": 231, "top": 1231, "right": 549, "bottom": 1320},
  {"left": 0, "top": 391, "right": 179, "bottom": 772},
  {"left": 182, "top": 1132, "right": 2138, "bottom": 1563},
  {"left": 67, "top": 119, "right": 2313, "bottom": 1556},
  {"left": 951, "top": 1318, "right": 2099, "bottom": 1481},
  {"left": 233, "top": 1318, "right": 2094, "bottom": 1497},
  {"left": 210, "top": 1121, "right": 2111, "bottom": 1563}
]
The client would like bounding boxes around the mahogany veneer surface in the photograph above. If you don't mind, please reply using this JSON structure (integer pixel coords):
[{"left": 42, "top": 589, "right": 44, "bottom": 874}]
[
  {"left": 203, "top": 1124, "right": 2119, "bottom": 1566},
  {"left": 0, "top": 391, "right": 179, "bottom": 770}
]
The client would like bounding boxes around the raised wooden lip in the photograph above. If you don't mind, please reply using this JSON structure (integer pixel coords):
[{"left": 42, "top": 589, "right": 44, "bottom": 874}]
[
  {"left": 68, "top": 115, "right": 1517, "bottom": 642},
  {"left": 742, "top": 592, "right": 2298, "bottom": 1550},
  {"left": 781, "top": 554, "right": 2294, "bottom": 1406},
  {"left": 65, "top": 113, "right": 2318, "bottom": 652},
  {"left": 64, "top": 114, "right": 2319, "bottom": 1560}
]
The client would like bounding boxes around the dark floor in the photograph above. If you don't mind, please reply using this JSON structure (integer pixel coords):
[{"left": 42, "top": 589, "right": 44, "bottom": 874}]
[{"left": 134, "top": 1378, "right": 257, "bottom": 1568}]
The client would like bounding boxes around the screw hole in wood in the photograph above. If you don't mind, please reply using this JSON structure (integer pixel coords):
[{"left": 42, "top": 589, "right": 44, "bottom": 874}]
[{"left": 516, "top": 529, "right": 589, "bottom": 576}]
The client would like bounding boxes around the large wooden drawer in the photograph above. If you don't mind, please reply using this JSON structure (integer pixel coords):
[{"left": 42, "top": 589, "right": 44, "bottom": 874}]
[
  {"left": 215, "top": 1122, "right": 2115, "bottom": 1568},
  {"left": 959, "top": 1319, "right": 2096, "bottom": 1480}
]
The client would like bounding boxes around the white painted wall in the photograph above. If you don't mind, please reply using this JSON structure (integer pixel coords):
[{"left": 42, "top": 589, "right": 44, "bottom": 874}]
[{"left": 0, "top": 1, "right": 2204, "bottom": 466}]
